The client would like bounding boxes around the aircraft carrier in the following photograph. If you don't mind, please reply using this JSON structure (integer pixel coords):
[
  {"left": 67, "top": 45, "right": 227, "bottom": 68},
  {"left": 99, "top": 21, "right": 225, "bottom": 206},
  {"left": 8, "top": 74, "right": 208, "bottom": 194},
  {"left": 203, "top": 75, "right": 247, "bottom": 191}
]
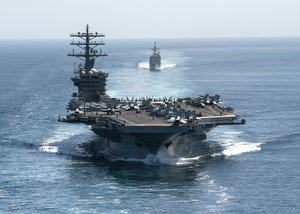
[{"left": 60, "top": 25, "right": 245, "bottom": 158}]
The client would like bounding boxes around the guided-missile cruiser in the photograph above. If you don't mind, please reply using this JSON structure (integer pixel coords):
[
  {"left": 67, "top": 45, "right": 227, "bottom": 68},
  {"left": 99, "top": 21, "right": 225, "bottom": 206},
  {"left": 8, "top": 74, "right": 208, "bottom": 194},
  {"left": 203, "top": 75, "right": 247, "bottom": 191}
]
[{"left": 149, "top": 42, "right": 161, "bottom": 71}]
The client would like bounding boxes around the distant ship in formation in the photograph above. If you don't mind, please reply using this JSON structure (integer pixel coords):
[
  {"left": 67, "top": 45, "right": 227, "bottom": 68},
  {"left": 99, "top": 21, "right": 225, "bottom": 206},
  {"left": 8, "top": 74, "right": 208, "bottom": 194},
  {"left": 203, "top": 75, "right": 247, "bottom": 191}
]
[
  {"left": 149, "top": 42, "right": 161, "bottom": 71},
  {"left": 59, "top": 25, "right": 245, "bottom": 159}
]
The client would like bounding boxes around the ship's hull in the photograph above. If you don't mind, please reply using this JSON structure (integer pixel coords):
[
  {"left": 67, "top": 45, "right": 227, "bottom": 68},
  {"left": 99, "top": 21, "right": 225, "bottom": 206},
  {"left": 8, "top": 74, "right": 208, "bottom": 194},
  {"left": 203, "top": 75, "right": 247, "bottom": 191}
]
[
  {"left": 149, "top": 55, "right": 161, "bottom": 71},
  {"left": 91, "top": 124, "right": 216, "bottom": 158}
]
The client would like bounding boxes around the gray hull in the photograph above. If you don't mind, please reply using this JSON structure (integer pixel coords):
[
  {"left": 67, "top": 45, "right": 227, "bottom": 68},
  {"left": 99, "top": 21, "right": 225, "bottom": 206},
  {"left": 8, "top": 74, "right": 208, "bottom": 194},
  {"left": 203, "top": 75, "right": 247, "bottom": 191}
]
[
  {"left": 91, "top": 124, "right": 215, "bottom": 158},
  {"left": 149, "top": 55, "right": 161, "bottom": 70}
]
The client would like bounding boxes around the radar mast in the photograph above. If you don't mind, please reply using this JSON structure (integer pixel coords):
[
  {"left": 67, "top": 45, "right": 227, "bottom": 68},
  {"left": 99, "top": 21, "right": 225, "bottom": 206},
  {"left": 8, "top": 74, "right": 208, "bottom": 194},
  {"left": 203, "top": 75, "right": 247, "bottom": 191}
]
[
  {"left": 151, "top": 42, "right": 160, "bottom": 56},
  {"left": 68, "top": 24, "right": 107, "bottom": 71},
  {"left": 68, "top": 25, "right": 108, "bottom": 102}
]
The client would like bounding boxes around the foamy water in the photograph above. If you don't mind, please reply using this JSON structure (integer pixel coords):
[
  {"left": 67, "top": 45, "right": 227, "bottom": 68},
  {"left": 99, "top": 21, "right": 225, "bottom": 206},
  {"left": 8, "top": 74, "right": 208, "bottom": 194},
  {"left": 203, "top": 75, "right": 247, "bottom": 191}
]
[
  {"left": 218, "top": 131, "right": 262, "bottom": 156},
  {"left": 221, "top": 141, "right": 262, "bottom": 156},
  {"left": 196, "top": 171, "right": 232, "bottom": 213},
  {"left": 138, "top": 62, "right": 176, "bottom": 70},
  {"left": 39, "top": 124, "right": 92, "bottom": 156}
]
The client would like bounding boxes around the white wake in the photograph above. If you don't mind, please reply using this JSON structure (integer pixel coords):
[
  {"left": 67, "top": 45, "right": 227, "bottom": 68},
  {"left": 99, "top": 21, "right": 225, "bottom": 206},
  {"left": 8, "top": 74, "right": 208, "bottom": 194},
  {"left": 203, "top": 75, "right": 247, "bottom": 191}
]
[
  {"left": 216, "top": 130, "right": 262, "bottom": 157},
  {"left": 138, "top": 62, "right": 176, "bottom": 70},
  {"left": 39, "top": 124, "right": 92, "bottom": 157}
]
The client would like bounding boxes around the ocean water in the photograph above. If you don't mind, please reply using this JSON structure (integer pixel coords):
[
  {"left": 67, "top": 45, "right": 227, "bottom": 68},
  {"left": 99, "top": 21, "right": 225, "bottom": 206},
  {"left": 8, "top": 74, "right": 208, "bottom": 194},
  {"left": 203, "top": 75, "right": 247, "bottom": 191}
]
[{"left": 0, "top": 37, "right": 300, "bottom": 213}]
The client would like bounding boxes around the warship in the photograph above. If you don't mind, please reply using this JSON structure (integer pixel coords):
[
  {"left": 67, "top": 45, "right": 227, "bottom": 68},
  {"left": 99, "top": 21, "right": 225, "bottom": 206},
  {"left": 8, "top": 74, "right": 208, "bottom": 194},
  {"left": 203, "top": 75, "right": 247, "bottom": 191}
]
[
  {"left": 60, "top": 25, "right": 245, "bottom": 158},
  {"left": 149, "top": 42, "right": 161, "bottom": 70}
]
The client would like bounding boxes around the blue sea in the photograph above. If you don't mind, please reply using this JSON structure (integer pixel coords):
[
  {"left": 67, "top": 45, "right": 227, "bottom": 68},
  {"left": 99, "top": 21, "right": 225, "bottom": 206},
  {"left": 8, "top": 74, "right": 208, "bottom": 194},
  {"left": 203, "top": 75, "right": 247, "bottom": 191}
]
[{"left": 0, "top": 37, "right": 300, "bottom": 213}]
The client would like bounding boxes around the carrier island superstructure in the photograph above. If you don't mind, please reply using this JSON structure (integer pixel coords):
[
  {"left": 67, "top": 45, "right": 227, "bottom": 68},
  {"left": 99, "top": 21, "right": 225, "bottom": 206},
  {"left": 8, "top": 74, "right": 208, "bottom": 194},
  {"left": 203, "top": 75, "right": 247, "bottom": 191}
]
[{"left": 60, "top": 26, "right": 245, "bottom": 158}]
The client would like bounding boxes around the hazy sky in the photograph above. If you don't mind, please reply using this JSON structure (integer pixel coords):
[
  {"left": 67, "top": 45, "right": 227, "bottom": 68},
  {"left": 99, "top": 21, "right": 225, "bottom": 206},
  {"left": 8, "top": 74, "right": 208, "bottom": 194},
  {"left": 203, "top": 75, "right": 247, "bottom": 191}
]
[{"left": 1, "top": 0, "right": 299, "bottom": 39}]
